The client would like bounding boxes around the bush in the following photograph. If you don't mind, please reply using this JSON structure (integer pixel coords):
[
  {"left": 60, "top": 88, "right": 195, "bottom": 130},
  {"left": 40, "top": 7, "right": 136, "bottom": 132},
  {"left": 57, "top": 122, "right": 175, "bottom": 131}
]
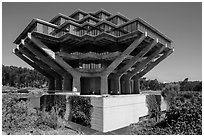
[
  {"left": 164, "top": 92, "right": 202, "bottom": 135},
  {"left": 68, "top": 96, "right": 92, "bottom": 127},
  {"left": 2, "top": 93, "right": 38, "bottom": 134},
  {"left": 131, "top": 85, "right": 202, "bottom": 135},
  {"left": 35, "top": 107, "right": 59, "bottom": 130},
  {"left": 146, "top": 95, "right": 161, "bottom": 122},
  {"left": 161, "top": 84, "right": 179, "bottom": 109},
  {"left": 2, "top": 93, "right": 67, "bottom": 134}
]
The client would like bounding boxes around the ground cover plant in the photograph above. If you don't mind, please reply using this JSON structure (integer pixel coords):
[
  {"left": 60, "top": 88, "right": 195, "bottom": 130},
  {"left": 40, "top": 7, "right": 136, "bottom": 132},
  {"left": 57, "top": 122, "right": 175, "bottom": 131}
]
[
  {"left": 130, "top": 84, "right": 202, "bottom": 135},
  {"left": 2, "top": 92, "right": 80, "bottom": 135}
]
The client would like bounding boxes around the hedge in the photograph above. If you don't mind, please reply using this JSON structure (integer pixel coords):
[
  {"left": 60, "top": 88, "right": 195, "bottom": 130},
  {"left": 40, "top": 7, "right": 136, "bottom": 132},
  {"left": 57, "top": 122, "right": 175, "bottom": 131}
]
[{"left": 68, "top": 96, "right": 92, "bottom": 127}]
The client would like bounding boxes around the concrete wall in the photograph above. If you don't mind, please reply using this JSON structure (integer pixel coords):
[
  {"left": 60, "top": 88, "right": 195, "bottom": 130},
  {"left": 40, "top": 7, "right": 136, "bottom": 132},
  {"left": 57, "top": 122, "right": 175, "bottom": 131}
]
[
  {"left": 90, "top": 94, "right": 167, "bottom": 132},
  {"left": 28, "top": 92, "right": 167, "bottom": 133}
]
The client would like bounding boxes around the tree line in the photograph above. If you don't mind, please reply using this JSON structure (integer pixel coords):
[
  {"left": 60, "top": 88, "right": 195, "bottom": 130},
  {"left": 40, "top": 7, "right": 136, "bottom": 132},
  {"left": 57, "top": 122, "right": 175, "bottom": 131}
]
[
  {"left": 140, "top": 77, "right": 202, "bottom": 91},
  {"left": 2, "top": 65, "right": 202, "bottom": 91},
  {"left": 2, "top": 65, "right": 47, "bottom": 88}
]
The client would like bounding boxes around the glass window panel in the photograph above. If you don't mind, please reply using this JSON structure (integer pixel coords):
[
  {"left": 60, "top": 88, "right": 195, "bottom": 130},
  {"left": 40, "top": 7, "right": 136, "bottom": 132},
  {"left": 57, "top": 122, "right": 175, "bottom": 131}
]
[
  {"left": 48, "top": 27, "right": 53, "bottom": 34},
  {"left": 37, "top": 23, "right": 43, "bottom": 33},
  {"left": 131, "top": 22, "right": 137, "bottom": 32},
  {"left": 79, "top": 13, "right": 84, "bottom": 20},
  {"left": 61, "top": 18, "right": 66, "bottom": 25},
  {"left": 128, "top": 24, "right": 131, "bottom": 32},
  {"left": 43, "top": 25, "right": 48, "bottom": 34}
]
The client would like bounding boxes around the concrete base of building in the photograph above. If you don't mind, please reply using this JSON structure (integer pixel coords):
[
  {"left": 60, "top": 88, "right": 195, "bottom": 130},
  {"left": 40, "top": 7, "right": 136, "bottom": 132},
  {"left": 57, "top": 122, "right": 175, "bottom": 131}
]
[
  {"left": 26, "top": 92, "right": 167, "bottom": 133},
  {"left": 90, "top": 93, "right": 166, "bottom": 132}
]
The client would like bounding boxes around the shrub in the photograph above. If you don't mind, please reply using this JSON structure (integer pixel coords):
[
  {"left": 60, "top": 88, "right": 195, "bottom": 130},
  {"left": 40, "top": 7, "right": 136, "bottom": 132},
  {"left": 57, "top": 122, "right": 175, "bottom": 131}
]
[
  {"left": 68, "top": 96, "right": 92, "bottom": 127},
  {"left": 2, "top": 93, "right": 66, "bottom": 134},
  {"left": 131, "top": 92, "right": 202, "bottom": 135},
  {"left": 161, "top": 84, "right": 179, "bottom": 109},
  {"left": 164, "top": 92, "right": 202, "bottom": 135},
  {"left": 2, "top": 93, "right": 38, "bottom": 134},
  {"left": 35, "top": 107, "right": 59, "bottom": 130},
  {"left": 146, "top": 95, "right": 161, "bottom": 122}
]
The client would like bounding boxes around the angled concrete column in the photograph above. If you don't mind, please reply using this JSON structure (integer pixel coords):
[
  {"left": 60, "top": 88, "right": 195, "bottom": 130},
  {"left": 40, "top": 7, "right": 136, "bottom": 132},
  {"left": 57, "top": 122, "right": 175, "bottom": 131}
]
[
  {"left": 18, "top": 44, "right": 63, "bottom": 80},
  {"left": 48, "top": 78, "right": 55, "bottom": 90},
  {"left": 63, "top": 76, "right": 72, "bottom": 92},
  {"left": 55, "top": 78, "right": 62, "bottom": 90},
  {"left": 13, "top": 49, "right": 57, "bottom": 92},
  {"left": 132, "top": 76, "right": 140, "bottom": 94},
  {"left": 103, "top": 33, "right": 146, "bottom": 75},
  {"left": 137, "top": 49, "right": 173, "bottom": 78},
  {"left": 125, "top": 45, "right": 165, "bottom": 79},
  {"left": 13, "top": 48, "right": 52, "bottom": 79},
  {"left": 28, "top": 35, "right": 78, "bottom": 76},
  {"left": 100, "top": 76, "right": 108, "bottom": 95},
  {"left": 115, "top": 40, "right": 157, "bottom": 77},
  {"left": 23, "top": 40, "right": 65, "bottom": 76},
  {"left": 121, "top": 45, "right": 165, "bottom": 93},
  {"left": 73, "top": 76, "right": 81, "bottom": 93}
]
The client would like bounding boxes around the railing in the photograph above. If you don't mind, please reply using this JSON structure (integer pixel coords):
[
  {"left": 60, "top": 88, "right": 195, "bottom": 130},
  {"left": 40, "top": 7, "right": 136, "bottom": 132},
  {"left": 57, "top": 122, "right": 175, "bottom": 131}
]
[
  {"left": 32, "top": 22, "right": 68, "bottom": 38},
  {"left": 79, "top": 63, "right": 103, "bottom": 69},
  {"left": 15, "top": 18, "right": 171, "bottom": 46},
  {"left": 58, "top": 51, "right": 121, "bottom": 60},
  {"left": 76, "top": 67, "right": 105, "bottom": 73}
]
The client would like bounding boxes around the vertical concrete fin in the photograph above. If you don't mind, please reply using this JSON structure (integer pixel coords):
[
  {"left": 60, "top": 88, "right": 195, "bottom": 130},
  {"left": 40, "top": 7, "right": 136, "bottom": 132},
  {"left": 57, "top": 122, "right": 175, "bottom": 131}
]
[
  {"left": 100, "top": 76, "right": 108, "bottom": 94},
  {"left": 73, "top": 76, "right": 81, "bottom": 92}
]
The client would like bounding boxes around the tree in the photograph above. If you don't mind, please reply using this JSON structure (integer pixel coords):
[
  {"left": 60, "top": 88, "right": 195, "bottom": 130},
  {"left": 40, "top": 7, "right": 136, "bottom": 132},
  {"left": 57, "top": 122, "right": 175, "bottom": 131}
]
[{"left": 2, "top": 65, "right": 47, "bottom": 88}]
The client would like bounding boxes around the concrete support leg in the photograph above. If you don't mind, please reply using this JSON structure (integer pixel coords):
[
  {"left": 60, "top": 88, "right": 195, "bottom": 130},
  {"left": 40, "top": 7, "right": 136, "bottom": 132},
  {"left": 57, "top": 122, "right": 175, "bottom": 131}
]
[
  {"left": 73, "top": 76, "right": 81, "bottom": 93},
  {"left": 124, "top": 78, "right": 131, "bottom": 94},
  {"left": 133, "top": 78, "right": 140, "bottom": 94},
  {"left": 55, "top": 78, "right": 62, "bottom": 91},
  {"left": 113, "top": 77, "right": 121, "bottom": 94},
  {"left": 48, "top": 78, "right": 55, "bottom": 90},
  {"left": 100, "top": 76, "right": 108, "bottom": 95},
  {"left": 109, "top": 78, "right": 115, "bottom": 94},
  {"left": 63, "top": 76, "right": 72, "bottom": 92}
]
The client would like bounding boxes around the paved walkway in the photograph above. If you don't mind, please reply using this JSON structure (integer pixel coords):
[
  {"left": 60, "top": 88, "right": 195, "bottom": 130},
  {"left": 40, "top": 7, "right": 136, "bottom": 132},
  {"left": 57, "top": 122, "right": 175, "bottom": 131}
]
[{"left": 65, "top": 121, "right": 131, "bottom": 135}]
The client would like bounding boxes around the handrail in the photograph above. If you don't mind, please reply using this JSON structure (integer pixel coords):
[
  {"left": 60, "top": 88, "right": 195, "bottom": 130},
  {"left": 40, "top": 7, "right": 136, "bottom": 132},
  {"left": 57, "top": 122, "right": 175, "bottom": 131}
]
[{"left": 14, "top": 17, "right": 172, "bottom": 45}]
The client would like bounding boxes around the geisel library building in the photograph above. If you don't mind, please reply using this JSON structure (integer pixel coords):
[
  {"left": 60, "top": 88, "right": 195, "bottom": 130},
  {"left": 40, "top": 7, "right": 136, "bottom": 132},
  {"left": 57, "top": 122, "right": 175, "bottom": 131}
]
[{"left": 13, "top": 9, "right": 173, "bottom": 132}]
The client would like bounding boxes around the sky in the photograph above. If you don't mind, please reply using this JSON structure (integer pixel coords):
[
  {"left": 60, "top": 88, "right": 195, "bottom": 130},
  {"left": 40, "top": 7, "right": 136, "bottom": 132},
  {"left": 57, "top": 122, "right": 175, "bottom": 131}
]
[{"left": 2, "top": 2, "right": 202, "bottom": 82}]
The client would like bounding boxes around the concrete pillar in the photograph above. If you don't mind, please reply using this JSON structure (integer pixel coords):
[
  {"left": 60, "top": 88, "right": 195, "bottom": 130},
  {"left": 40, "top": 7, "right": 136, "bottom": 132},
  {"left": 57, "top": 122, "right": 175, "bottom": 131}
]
[
  {"left": 100, "top": 76, "right": 108, "bottom": 95},
  {"left": 109, "top": 78, "right": 115, "bottom": 94},
  {"left": 113, "top": 77, "right": 120, "bottom": 94},
  {"left": 124, "top": 78, "right": 131, "bottom": 94},
  {"left": 133, "top": 77, "right": 140, "bottom": 94},
  {"left": 73, "top": 75, "right": 81, "bottom": 93},
  {"left": 55, "top": 78, "right": 62, "bottom": 91},
  {"left": 63, "top": 76, "right": 72, "bottom": 92},
  {"left": 48, "top": 78, "right": 55, "bottom": 90}
]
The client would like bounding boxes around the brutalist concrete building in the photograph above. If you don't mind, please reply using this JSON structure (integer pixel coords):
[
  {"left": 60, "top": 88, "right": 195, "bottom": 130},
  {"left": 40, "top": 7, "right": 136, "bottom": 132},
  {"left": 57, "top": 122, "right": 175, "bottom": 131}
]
[{"left": 13, "top": 9, "right": 173, "bottom": 95}]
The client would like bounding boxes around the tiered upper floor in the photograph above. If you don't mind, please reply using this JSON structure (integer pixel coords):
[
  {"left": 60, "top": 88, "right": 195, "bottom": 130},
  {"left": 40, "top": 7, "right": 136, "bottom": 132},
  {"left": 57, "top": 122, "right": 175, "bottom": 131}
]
[{"left": 14, "top": 9, "right": 173, "bottom": 74}]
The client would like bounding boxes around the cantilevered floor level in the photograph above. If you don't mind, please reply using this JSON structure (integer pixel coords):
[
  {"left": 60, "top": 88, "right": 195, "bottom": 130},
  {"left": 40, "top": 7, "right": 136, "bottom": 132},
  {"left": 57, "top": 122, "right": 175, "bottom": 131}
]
[{"left": 13, "top": 9, "right": 173, "bottom": 95}]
